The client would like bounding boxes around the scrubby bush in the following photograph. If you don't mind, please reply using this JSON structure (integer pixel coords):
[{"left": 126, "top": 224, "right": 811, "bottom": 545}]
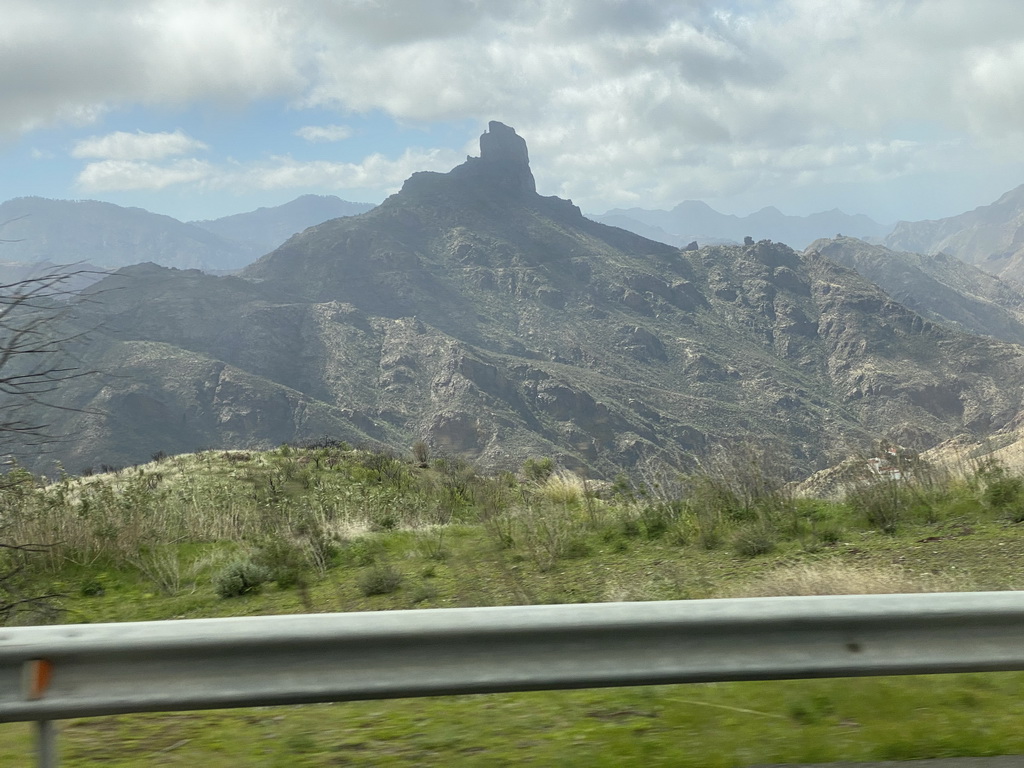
[
  {"left": 846, "top": 480, "right": 907, "bottom": 533},
  {"left": 410, "top": 581, "right": 438, "bottom": 604},
  {"left": 411, "top": 439, "right": 430, "bottom": 467},
  {"left": 338, "top": 539, "right": 383, "bottom": 567},
  {"left": 214, "top": 559, "right": 272, "bottom": 598},
  {"left": 253, "top": 538, "right": 309, "bottom": 588},
  {"left": 638, "top": 501, "right": 681, "bottom": 539},
  {"left": 981, "top": 464, "right": 1024, "bottom": 510},
  {"left": 522, "top": 456, "right": 554, "bottom": 483},
  {"left": 358, "top": 564, "right": 403, "bottom": 596},
  {"left": 732, "top": 525, "right": 777, "bottom": 557}
]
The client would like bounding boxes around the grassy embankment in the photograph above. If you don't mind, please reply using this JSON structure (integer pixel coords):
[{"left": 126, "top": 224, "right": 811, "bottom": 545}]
[{"left": 3, "top": 443, "right": 1024, "bottom": 766}]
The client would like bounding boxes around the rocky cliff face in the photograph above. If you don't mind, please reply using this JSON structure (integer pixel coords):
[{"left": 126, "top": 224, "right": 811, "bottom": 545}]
[{"left": 16, "top": 124, "right": 1024, "bottom": 479}]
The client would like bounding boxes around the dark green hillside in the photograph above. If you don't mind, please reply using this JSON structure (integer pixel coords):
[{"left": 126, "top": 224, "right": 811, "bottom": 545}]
[{"left": 11, "top": 123, "right": 1024, "bottom": 477}]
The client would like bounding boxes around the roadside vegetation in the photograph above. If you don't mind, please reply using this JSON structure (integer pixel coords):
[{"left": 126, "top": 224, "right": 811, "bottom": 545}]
[{"left": 3, "top": 441, "right": 1024, "bottom": 765}]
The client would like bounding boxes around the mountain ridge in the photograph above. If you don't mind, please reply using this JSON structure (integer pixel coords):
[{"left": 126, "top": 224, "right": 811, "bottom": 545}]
[
  {"left": 591, "top": 200, "right": 892, "bottom": 250},
  {"left": 0, "top": 194, "right": 375, "bottom": 274},
  {"left": 884, "top": 183, "right": 1024, "bottom": 286},
  {"left": 806, "top": 236, "right": 1024, "bottom": 345},
  {"left": 9, "top": 122, "right": 1024, "bottom": 480}
]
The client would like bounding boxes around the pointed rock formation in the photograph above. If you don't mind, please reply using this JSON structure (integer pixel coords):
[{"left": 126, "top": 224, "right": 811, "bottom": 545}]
[
  {"left": 477, "top": 120, "right": 536, "bottom": 194},
  {"left": 403, "top": 121, "right": 539, "bottom": 200}
]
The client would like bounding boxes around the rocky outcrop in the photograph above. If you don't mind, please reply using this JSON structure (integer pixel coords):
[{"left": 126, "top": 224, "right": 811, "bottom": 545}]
[{"left": 478, "top": 121, "right": 536, "bottom": 195}]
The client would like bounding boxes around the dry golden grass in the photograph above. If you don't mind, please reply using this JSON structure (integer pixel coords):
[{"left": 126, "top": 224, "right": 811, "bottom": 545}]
[
  {"left": 720, "top": 561, "right": 963, "bottom": 598},
  {"left": 535, "top": 471, "right": 588, "bottom": 506}
]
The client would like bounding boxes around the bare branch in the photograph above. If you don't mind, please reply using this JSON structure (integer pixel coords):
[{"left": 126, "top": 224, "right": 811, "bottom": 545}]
[{"left": 0, "top": 221, "right": 106, "bottom": 624}]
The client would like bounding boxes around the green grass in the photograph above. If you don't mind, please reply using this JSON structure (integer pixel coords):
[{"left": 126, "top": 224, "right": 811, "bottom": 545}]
[
  {"left": 4, "top": 444, "right": 1024, "bottom": 764},
  {"left": 5, "top": 674, "right": 1024, "bottom": 766}
]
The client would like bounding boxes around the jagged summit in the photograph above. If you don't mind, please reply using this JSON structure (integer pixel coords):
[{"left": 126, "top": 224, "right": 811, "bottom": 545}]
[
  {"left": 403, "top": 121, "right": 538, "bottom": 198},
  {"left": 477, "top": 121, "right": 536, "bottom": 193}
]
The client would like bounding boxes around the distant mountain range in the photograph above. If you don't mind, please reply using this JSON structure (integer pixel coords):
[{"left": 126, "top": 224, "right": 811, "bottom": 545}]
[
  {"left": 0, "top": 195, "right": 375, "bottom": 274},
  {"left": 590, "top": 201, "right": 892, "bottom": 250},
  {"left": 806, "top": 236, "right": 1024, "bottom": 345},
  {"left": 10, "top": 123, "right": 1024, "bottom": 480},
  {"left": 884, "top": 185, "right": 1024, "bottom": 287},
  {"left": 190, "top": 195, "right": 375, "bottom": 257},
  {"left": 598, "top": 184, "right": 1024, "bottom": 296}
]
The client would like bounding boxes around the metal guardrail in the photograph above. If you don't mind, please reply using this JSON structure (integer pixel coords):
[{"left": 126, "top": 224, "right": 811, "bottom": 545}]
[{"left": 3, "top": 592, "right": 1024, "bottom": 765}]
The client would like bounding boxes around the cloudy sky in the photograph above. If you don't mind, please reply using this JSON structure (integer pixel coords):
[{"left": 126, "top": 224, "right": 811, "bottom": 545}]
[{"left": 5, "top": 0, "right": 1024, "bottom": 224}]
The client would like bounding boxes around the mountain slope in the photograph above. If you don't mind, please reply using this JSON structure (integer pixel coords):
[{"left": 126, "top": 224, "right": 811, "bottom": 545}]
[
  {"left": 884, "top": 185, "right": 1024, "bottom": 286},
  {"left": 807, "top": 236, "right": 1024, "bottom": 344},
  {"left": 0, "top": 197, "right": 256, "bottom": 271},
  {"left": 13, "top": 123, "right": 1024, "bottom": 478},
  {"left": 191, "top": 195, "right": 375, "bottom": 258}
]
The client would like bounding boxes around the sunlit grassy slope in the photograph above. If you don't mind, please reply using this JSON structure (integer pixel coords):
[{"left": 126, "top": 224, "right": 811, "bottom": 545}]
[{"left": 3, "top": 442, "right": 1024, "bottom": 766}]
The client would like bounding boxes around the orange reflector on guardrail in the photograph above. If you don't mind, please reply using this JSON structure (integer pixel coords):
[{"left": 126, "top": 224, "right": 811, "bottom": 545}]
[{"left": 23, "top": 659, "right": 53, "bottom": 700}]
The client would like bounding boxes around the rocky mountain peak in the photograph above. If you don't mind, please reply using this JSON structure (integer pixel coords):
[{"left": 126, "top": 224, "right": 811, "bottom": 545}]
[
  {"left": 411, "top": 120, "right": 537, "bottom": 198},
  {"left": 480, "top": 121, "right": 529, "bottom": 165},
  {"left": 474, "top": 121, "right": 537, "bottom": 195}
]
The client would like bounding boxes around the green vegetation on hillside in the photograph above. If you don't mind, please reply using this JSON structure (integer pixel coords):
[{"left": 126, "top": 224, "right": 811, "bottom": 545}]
[{"left": 4, "top": 443, "right": 1024, "bottom": 765}]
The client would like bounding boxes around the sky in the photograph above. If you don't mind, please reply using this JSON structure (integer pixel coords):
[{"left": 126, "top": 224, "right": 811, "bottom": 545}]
[{"left": 5, "top": 0, "right": 1024, "bottom": 224}]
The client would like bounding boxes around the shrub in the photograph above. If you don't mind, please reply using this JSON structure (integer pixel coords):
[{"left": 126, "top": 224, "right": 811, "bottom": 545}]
[
  {"left": 411, "top": 439, "right": 430, "bottom": 467},
  {"left": 339, "top": 539, "right": 382, "bottom": 567},
  {"left": 562, "top": 536, "right": 592, "bottom": 559},
  {"left": 617, "top": 517, "right": 642, "bottom": 539},
  {"left": 415, "top": 530, "right": 449, "bottom": 562},
  {"left": 697, "top": 526, "right": 723, "bottom": 551},
  {"left": 253, "top": 538, "right": 309, "bottom": 588},
  {"left": 984, "top": 473, "right": 1024, "bottom": 509},
  {"left": 813, "top": 521, "right": 846, "bottom": 545},
  {"left": 522, "top": 457, "right": 555, "bottom": 483},
  {"left": 214, "top": 559, "right": 272, "bottom": 598},
  {"left": 846, "top": 480, "right": 906, "bottom": 533},
  {"left": 639, "top": 502, "right": 681, "bottom": 539},
  {"left": 359, "top": 564, "right": 403, "bottom": 597},
  {"left": 732, "top": 526, "right": 777, "bottom": 558},
  {"left": 410, "top": 582, "right": 439, "bottom": 604}
]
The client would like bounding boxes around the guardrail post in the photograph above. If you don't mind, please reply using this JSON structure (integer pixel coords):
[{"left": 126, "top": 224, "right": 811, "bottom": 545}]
[
  {"left": 22, "top": 659, "right": 57, "bottom": 767},
  {"left": 36, "top": 720, "right": 57, "bottom": 768}
]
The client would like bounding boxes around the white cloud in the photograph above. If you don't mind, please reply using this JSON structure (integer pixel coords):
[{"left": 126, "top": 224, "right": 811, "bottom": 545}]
[
  {"left": 0, "top": 0, "right": 304, "bottom": 138},
  {"left": 218, "top": 148, "right": 464, "bottom": 192},
  {"left": 72, "top": 130, "right": 208, "bottom": 160},
  {"left": 74, "top": 147, "right": 463, "bottom": 195},
  {"left": 294, "top": 124, "right": 353, "bottom": 143},
  {"left": 77, "top": 158, "right": 212, "bottom": 191},
  {"left": 10, "top": 1, "right": 1024, "bottom": 217}
]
